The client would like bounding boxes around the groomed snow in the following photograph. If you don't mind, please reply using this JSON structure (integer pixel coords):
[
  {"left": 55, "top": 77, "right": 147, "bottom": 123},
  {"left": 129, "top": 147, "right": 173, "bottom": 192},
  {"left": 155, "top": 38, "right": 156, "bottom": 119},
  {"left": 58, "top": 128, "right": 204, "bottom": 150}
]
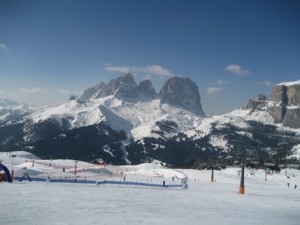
[{"left": 1, "top": 152, "right": 300, "bottom": 225}]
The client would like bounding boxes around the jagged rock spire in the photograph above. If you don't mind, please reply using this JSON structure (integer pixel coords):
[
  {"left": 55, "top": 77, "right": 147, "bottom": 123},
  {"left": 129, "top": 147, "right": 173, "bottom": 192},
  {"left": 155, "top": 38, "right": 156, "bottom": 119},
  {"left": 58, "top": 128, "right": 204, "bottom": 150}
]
[{"left": 160, "top": 77, "right": 205, "bottom": 116}]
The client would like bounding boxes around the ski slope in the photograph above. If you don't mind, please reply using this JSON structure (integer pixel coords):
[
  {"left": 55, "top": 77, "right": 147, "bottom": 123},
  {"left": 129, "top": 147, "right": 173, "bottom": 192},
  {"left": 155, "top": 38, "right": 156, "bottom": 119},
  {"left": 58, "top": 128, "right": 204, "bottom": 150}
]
[{"left": 1, "top": 152, "right": 300, "bottom": 225}]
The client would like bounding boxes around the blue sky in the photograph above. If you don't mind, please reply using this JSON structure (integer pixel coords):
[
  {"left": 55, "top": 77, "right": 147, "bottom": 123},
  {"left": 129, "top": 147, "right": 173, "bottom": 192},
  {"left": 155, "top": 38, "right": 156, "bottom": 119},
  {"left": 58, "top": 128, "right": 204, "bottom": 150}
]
[{"left": 0, "top": 0, "right": 299, "bottom": 115}]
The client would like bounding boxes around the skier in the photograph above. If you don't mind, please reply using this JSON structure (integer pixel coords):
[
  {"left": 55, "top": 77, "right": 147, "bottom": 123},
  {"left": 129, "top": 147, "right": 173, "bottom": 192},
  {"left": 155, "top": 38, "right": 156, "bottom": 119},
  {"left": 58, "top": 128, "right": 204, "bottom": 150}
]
[
  {"left": 287, "top": 183, "right": 290, "bottom": 187},
  {"left": 294, "top": 184, "right": 297, "bottom": 190}
]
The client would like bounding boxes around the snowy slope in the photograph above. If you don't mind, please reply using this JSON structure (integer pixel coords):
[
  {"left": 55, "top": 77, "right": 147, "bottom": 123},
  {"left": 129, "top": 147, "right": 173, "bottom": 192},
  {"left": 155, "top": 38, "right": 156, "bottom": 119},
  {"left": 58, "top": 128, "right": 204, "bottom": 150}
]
[
  {"left": 187, "top": 108, "right": 300, "bottom": 149},
  {"left": 1, "top": 152, "right": 300, "bottom": 225}
]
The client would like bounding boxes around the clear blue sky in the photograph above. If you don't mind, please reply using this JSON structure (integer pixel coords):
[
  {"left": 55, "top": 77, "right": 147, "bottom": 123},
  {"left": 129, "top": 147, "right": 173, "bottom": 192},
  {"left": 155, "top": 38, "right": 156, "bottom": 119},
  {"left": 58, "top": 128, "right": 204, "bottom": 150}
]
[{"left": 0, "top": 0, "right": 299, "bottom": 114}]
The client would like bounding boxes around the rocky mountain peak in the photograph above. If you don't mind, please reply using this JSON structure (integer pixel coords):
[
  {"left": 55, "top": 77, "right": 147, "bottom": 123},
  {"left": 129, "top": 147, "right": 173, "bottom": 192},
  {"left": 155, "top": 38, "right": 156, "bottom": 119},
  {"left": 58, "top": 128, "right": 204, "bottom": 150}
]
[
  {"left": 159, "top": 77, "right": 205, "bottom": 116},
  {"left": 100, "top": 73, "right": 139, "bottom": 98},
  {"left": 69, "top": 95, "right": 78, "bottom": 101},
  {"left": 270, "top": 81, "right": 300, "bottom": 128},
  {"left": 138, "top": 79, "right": 157, "bottom": 98},
  {"left": 79, "top": 82, "right": 106, "bottom": 101},
  {"left": 246, "top": 93, "right": 268, "bottom": 112},
  {"left": 256, "top": 93, "right": 268, "bottom": 101},
  {"left": 245, "top": 81, "right": 300, "bottom": 128},
  {"left": 79, "top": 74, "right": 140, "bottom": 101}
]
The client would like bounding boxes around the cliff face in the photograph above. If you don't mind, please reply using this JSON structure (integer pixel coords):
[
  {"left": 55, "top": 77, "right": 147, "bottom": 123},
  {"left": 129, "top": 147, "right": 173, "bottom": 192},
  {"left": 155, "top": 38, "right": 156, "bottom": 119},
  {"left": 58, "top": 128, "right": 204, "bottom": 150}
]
[
  {"left": 271, "top": 81, "right": 300, "bottom": 128},
  {"left": 138, "top": 79, "right": 157, "bottom": 98},
  {"left": 271, "top": 81, "right": 300, "bottom": 105},
  {"left": 160, "top": 77, "right": 205, "bottom": 116},
  {"left": 245, "top": 81, "right": 300, "bottom": 128},
  {"left": 246, "top": 94, "right": 268, "bottom": 112}
]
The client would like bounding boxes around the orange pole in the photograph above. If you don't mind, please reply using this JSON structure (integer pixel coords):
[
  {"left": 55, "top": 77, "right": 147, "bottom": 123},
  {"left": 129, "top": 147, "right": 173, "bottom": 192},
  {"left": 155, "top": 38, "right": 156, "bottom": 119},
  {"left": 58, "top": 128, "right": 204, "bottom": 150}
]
[
  {"left": 239, "top": 186, "right": 245, "bottom": 194},
  {"left": 239, "top": 162, "right": 245, "bottom": 194}
]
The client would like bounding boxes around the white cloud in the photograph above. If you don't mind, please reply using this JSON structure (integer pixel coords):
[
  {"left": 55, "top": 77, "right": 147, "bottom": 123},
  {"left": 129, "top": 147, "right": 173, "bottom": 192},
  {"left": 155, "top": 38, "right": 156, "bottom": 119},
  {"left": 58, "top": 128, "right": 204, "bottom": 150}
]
[
  {"left": 0, "top": 42, "right": 8, "bottom": 50},
  {"left": 142, "top": 65, "right": 173, "bottom": 77},
  {"left": 57, "top": 89, "right": 71, "bottom": 94},
  {"left": 20, "top": 87, "right": 43, "bottom": 94},
  {"left": 207, "top": 87, "right": 225, "bottom": 95},
  {"left": 105, "top": 64, "right": 174, "bottom": 78},
  {"left": 224, "top": 64, "right": 250, "bottom": 76},
  {"left": 105, "top": 66, "right": 131, "bottom": 74},
  {"left": 216, "top": 80, "right": 225, "bottom": 85},
  {"left": 258, "top": 81, "right": 273, "bottom": 87}
]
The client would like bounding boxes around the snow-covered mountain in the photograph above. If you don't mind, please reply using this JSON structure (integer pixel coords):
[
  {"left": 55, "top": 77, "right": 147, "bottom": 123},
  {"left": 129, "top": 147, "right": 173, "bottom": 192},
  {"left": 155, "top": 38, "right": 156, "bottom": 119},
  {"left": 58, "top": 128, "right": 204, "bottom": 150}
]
[
  {"left": 27, "top": 73, "right": 203, "bottom": 141},
  {"left": 0, "top": 99, "right": 32, "bottom": 126},
  {"left": 0, "top": 76, "right": 300, "bottom": 166}
]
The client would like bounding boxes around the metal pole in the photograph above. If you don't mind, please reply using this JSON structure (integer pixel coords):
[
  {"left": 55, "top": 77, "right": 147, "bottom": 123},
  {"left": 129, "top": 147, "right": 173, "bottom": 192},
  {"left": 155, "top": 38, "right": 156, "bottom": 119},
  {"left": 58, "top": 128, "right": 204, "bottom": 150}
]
[
  {"left": 239, "top": 161, "right": 245, "bottom": 194},
  {"left": 285, "top": 154, "right": 287, "bottom": 176},
  {"left": 75, "top": 160, "right": 77, "bottom": 175},
  {"left": 265, "top": 172, "right": 267, "bottom": 181},
  {"left": 211, "top": 168, "right": 214, "bottom": 182}
]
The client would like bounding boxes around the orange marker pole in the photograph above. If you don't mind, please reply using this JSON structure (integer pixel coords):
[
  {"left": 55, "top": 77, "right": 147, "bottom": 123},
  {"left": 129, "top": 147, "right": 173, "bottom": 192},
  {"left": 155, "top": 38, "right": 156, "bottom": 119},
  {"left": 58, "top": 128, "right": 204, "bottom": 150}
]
[{"left": 239, "top": 162, "right": 245, "bottom": 194}]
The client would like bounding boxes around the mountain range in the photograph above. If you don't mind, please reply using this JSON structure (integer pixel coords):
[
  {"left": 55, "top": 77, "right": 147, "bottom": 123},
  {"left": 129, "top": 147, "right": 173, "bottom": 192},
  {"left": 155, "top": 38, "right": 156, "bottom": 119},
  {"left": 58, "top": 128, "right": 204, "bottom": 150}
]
[{"left": 1, "top": 74, "right": 300, "bottom": 167}]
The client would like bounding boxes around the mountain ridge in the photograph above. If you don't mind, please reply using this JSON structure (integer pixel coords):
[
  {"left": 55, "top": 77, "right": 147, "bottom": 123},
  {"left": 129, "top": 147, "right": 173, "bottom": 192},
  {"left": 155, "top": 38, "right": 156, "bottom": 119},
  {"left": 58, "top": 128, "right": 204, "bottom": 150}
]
[{"left": 0, "top": 77, "right": 300, "bottom": 167}]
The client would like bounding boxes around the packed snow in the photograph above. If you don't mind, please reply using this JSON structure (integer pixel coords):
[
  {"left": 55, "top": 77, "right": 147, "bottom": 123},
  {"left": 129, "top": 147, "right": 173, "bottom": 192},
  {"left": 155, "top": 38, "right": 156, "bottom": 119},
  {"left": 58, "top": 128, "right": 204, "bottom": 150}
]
[{"left": 1, "top": 151, "right": 300, "bottom": 225}]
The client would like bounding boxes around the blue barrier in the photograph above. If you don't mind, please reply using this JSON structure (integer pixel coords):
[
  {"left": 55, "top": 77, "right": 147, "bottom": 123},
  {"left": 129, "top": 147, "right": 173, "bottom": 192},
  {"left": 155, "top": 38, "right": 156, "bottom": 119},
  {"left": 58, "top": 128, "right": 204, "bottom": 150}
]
[
  {"left": 96, "top": 180, "right": 185, "bottom": 189},
  {"left": 15, "top": 176, "right": 47, "bottom": 182},
  {"left": 19, "top": 173, "right": 32, "bottom": 182},
  {"left": 50, "top": 178, "right": 96, "bottom": 184},
  {"left": 14, "top": 176, "right": 187, "bottom": 189}
]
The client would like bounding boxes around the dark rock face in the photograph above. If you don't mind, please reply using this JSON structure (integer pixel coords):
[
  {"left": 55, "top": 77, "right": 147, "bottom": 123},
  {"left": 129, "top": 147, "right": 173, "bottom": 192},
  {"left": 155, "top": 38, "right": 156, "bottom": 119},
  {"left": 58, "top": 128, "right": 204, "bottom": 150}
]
[
  {"left": 138, "top": 79, "right": 156, "bottom": 98},
  {"left": 99, "top": 73, "right": 139, "bottom": 98},
  {"left": 245, "top": 81, "right": 300, "bottom": 128},
  {"left": 271, "top": 84, "right": 300, "bottom": 105},
  {"left": 246, "top": 94, "right": 268, "bottom": 112},
  {"left": 270, "top": 83, "right": 300, "bottom": 128},
  {"left": 160, "top": 77, "right": 205, "bottom": 116},
  {"left": 283, "top": 108, "right": 300, "bottom": 128},
  {"left": 80, "top": 73, "right": 139, "bottom": 100}
]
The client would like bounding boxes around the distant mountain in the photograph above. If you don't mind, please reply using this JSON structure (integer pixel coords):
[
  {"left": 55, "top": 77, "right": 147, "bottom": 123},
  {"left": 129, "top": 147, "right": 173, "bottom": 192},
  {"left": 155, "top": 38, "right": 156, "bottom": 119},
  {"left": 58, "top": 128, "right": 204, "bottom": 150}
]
[
  {"left": 0, "top": 99, "right": 32, "bottom": 126},
  {"left": 0, "top": 77, "right": 299, "bottom": 167},
  {"left": 246, "top": 80, "right": 300, "bottom": 128}
]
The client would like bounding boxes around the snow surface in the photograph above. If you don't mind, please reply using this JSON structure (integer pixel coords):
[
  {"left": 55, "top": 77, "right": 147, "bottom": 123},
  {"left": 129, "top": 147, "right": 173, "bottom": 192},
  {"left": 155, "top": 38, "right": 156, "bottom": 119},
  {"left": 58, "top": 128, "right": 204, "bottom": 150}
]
[
  {"left": 276, "top": 80, "right": 300, "bottom": 86},
  {"left": 1, "top": 152, "right": 300, "bottom": 225},
  {"left": 290, "top": 144, "right": 300, "bottom": 159}
]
